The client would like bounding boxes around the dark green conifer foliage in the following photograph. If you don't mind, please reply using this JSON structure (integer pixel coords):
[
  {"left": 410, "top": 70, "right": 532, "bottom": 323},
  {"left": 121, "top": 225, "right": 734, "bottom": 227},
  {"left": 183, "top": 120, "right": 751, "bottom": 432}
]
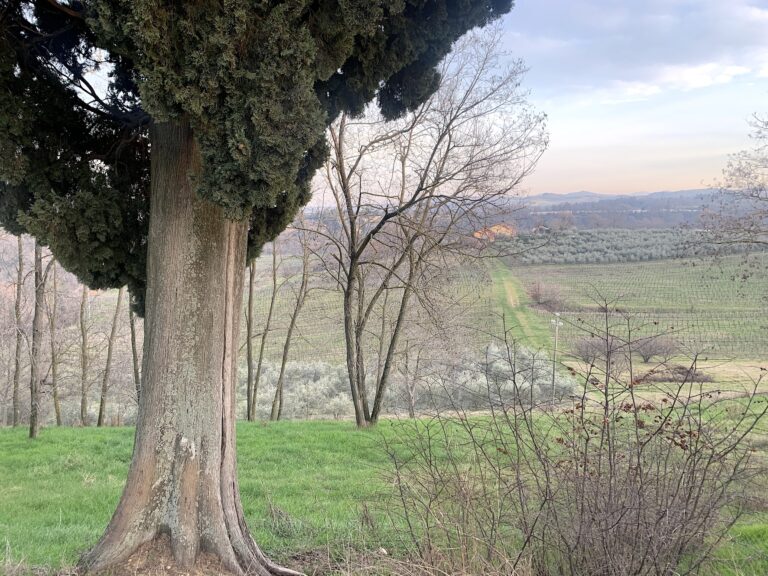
[{"left": 1, "top": 0, "right": 513, "bottom": 313}]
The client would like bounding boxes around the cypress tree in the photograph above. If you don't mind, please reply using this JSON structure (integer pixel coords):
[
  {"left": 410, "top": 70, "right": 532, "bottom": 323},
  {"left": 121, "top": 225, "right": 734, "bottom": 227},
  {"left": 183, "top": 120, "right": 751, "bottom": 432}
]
[{"left": 0, "top": 1, "right": 513, "bottom": 573}]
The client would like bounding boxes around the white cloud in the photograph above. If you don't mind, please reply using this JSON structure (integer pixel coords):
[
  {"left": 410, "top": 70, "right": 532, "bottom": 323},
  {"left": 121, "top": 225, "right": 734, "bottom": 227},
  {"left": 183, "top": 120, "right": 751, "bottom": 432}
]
[
  {"left": 656, "top": 62, "right": 751, "bottom": 91},
  {"left": 740, "top": 4, "right": 768, "bottom": 23},
  {"left": 608, "top": 81, "right": 663, "bottom": 102},
  {"left": 594, "top": 62, "right": 754, "bottom": 105},
  {"left": 502, "top": 0, "right": 768, "bottom": 99}
]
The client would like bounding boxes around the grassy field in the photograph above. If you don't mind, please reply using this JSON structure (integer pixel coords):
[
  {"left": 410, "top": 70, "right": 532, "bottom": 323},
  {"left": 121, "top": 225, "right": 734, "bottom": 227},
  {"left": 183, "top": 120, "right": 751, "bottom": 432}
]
[
  {"left": 501, "top": 254, "right": 768, "bottom": 361},
  {"left": 1, "top": 422, "right": 766, "bottom": 575},
  {"left": 487, "top": 260, "right": 551, "bottom": 349},
  {"left": 0, "top": 423, "right": 393, "bottom": 572}
]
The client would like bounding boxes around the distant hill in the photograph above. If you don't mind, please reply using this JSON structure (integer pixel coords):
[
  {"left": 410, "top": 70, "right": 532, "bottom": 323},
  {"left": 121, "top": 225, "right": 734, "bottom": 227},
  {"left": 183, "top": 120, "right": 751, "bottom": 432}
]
[
  {"left": 512, "top": 189, "right": 714, "bottom": 231},
  {"left": 525, "top": 189, "right": 710, "bottom": 206},
  {"left": 526, "top": 191, "right": 615, "bottom": 206}
]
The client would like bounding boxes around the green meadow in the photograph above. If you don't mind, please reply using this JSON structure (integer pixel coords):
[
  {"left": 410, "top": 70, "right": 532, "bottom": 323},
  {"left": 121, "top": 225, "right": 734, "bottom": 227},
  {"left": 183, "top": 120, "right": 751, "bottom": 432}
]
[{"left": 1, "top": 421, "right": 766, "bottom": 575}]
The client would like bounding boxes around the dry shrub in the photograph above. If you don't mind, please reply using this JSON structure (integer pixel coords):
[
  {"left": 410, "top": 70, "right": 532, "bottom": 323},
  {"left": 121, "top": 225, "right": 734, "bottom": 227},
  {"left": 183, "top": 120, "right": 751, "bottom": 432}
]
[
  {"left": 382, "top": 330, "right": 766, "bottom": 576},
  {"left": 528, "top": 282, "right": 564, "bottom": 312},
  {"left": 634, "top": 335, "right": 678, "bottom": 363},
  {"left": 640, "top": 363, "right": 714, "bottom": 383}
]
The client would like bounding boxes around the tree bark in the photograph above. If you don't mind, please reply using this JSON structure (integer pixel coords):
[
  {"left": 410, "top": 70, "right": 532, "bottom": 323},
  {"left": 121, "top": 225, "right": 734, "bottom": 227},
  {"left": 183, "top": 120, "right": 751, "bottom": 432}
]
[
  {"left": 97, "top": 286, "right": 124, "bottom": 427},
  {"left": 48, "top": 261, "right": 62, "bottom": 426},
  {"left": 129, "top": 307, "right": 141, "bottom": 402},
  {"left": 80, "top": 284, "right": 89, "bottom": 426},
  {"left": 370, "top": 252, "right": 417, "bottom": 424},
  {"left": 343, "top": 266, "right": 367, "bottom": 427},
  {"left": 29, "top": 242, "right": 45, "bottom": 439},
  {"left": 370, "top": 283, "right": 412, "bottom": 423},
  {"left": 12, "top": 235, "right": 23, "bottom": 427},
  {"left": 79, "top": 120, "right": 301, "bottom": 576}
]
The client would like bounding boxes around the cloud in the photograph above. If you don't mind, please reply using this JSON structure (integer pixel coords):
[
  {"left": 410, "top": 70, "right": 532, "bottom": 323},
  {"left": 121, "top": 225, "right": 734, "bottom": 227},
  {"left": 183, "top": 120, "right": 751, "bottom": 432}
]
[
  {"left": 656, "top": 63, "right": 751, "bottom": 91},
  {"left": 501, "top": 0, "right": 768, "bottom": 98},
  {"left": 495, "top": 0, "right": 768, "bottom": 194},
  {"left": 604, "top": 62, "right": 752, "bottom": 103},
  {"left": 615, "top": 81, "right": 662, "bottom": 98}
]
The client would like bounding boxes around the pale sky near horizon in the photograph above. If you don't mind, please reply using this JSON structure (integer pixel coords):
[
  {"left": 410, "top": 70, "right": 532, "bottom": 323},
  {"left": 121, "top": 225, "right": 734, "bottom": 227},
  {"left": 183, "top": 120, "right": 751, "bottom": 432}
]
[{"left": 499, "top": 0, "right": 768, "bottom": 195}]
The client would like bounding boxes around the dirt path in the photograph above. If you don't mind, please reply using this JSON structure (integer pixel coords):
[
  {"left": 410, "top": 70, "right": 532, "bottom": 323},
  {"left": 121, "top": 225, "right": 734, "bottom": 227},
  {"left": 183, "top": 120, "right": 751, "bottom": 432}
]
[{"left": 502, "top": 275, "right": 519, "bottom": 307}]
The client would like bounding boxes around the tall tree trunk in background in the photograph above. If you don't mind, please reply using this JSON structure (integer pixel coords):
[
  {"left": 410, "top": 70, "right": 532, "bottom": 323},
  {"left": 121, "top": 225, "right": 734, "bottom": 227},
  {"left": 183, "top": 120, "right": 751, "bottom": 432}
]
[
  {"left": 12, "top": 235, "right": 23, "bottom": 427},
  {"left": 343, "top": 264, "right": 367, "bottom": 427},
  {"left": 3, "top": 351, "right": 10, "bottom": 426},
  {"left": 270, "top": 248, "right": 310, "bottom": 421},
  {"left": 48, "top": 261, "right": 62, "bottom": 426},
  {"left": 28, "top": 243, "right": 46, "bottom": 439},
  {"left": 80, "top": 284, "right": 89, "bottom": 426},
  {"left": 129, "top": 308, "right": 141, "bottom": 402},
  {"left": 405, "top": 347, "right": 421, "bottom": 419},
  {"left": 80, "top": 121, "right": 301, "bottom": 575},
  {"left": 370, "top": 285, "right": 412, "bottom": 423},
  {"left": 370, "top": 255, "right": 416, "bottom": 424},
  {"left": 250, "top": 247, "right": 278, "bottom": 420},
  {"left": 375, "top": 290, "right": 390, "bottom": 386},
  {"left": 246, "top": 263, "right": 256, "bottom": 421},
  {"left": 97, "top": 286, "right": 124, "bottom": 427}
]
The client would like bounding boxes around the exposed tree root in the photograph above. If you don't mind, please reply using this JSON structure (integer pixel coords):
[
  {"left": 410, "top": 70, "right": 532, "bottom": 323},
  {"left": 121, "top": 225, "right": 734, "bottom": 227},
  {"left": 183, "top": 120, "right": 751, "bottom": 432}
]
[{"left": 85, "top": 535, "right": 303, "bottom": 576}]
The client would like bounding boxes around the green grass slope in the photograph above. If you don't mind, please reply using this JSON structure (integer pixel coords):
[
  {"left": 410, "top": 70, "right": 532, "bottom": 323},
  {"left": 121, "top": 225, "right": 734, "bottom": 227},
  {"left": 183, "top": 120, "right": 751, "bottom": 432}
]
[
  {"left": 1, "top": 422, "right": 765, "bottom": 575},
  {"left": 506, "top": 254, "right": 768, "bottom": 359},
  {"left": 0, "top": 423, "right": 390, "bottom": 570}
]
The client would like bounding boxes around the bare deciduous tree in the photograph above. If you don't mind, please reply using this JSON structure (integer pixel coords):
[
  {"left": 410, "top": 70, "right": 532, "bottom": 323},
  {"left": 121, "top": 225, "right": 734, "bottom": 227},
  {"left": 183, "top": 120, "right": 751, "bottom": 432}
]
[
  {"left": 270, "top": 224, "right": 315, "bottom": 421},
  {"left": 245, "top": 262, "right": 257, "bottom": 421},
  {"left": 28, "top": 242, "right": 48, "bottom": 438},
  {"left": 12, "top": 235, "right": 23, "bottom": 426},
  {"left": 129, "top": 306, "right": 141, "bottom": 402},
  {"left": 635, "top": 334, "right": 678, "bottom": 363},
  {"left": 97, "top": 287, "right": 124, "bottom": 427},
  {"left": 46, "top": 260, "right": 62, "bottom": 426},
  {"left": 314, "top": 28, "right": 547, "bottom": 426},
  {"left": 703, "top": 115, "right": 768, "bottom": 249},
  {"left": 247, "top": 244, "right": 282, "bottom": 421},
  {"left": 79, "top": 285, "right": 89, "bottom": 426}
]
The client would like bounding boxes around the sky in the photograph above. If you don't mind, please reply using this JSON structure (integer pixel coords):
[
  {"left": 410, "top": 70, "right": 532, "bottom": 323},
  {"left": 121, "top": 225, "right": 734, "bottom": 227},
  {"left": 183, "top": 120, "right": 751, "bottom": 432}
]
[{"left": 499, "top": 0, "right": 768, "bottom": 195}]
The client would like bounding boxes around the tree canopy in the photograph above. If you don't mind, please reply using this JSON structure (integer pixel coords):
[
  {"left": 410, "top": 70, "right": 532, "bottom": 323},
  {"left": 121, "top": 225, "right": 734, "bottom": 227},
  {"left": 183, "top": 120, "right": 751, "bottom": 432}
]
[{"left": 0, "top": 0, "right": 513, "bottom": 313}]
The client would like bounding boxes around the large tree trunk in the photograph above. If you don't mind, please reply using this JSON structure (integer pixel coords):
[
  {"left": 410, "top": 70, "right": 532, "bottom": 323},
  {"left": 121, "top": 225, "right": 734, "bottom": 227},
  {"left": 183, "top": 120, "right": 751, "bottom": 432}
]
[
  {"left": 28, "top": 242, "right": 45, "bottom": 439},
  {"left": 12, "top": 235, "right": 23, "bottom": 427},
  {"left": 80, "top": 284, "right": 89, "bottom": 426},
  {"left": 80, "top": 121, "right": 301, "bottom": 576},
  {"left": 97, "top": 286, "right": 124, "bottom": 427}
]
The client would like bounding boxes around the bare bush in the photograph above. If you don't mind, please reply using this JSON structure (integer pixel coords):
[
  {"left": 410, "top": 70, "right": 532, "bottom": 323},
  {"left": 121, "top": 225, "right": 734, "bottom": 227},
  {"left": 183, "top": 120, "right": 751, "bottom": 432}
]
[
  {"left": 635, "top": 335, "right": 678, "bottom": 363},
  {"left": 382, "top": 327, "right": 766, "bottom": 576},
  {"left": 528, "top": 281, "right": 564, "bottom": 312},
  {"left": 640, "top": 363, "right": 714, "bottom": 383},
  {"left": 572, "top": 334, "right": 629, "bottom": 374}
]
